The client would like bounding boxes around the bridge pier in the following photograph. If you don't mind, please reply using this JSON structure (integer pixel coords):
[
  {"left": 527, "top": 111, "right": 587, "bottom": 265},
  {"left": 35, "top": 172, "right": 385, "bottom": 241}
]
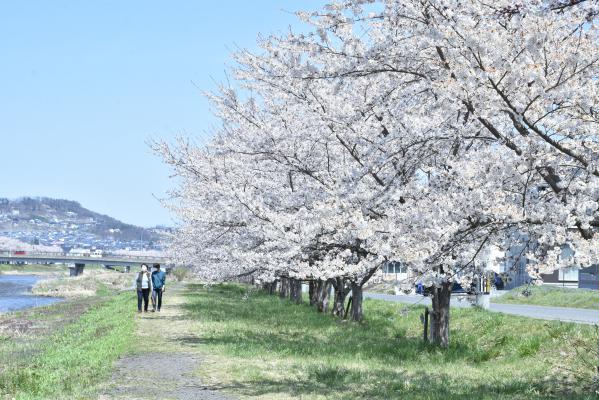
[{"left": 69, "top": 263, "right": 85, "bottom": 277}]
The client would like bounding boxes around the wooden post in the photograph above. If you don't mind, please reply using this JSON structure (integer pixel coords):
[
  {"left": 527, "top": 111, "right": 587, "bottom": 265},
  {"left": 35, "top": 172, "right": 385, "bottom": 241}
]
[
  {"left": 423, "top": 307, "right": 429, "bottom": 343},
  {"left": 343, "top": 296, "right": 353, "bottom": 320}
]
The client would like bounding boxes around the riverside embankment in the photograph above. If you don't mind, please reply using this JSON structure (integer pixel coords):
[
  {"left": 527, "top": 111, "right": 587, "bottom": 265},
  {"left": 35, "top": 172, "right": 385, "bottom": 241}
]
[
  {"left": 0, "top": 267, "right": 136, "bottom": 399},
  {"left": 0, "top": 268, "right": 193, "bottom": 400},
  {"left": 2, "top": 281, "right": 597, "bottom": 399}
]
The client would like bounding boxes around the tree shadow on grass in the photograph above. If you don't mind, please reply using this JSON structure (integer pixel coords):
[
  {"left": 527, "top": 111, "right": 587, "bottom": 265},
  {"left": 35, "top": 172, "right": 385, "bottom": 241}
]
[
  {"left": 182, "top": 284, "right": 494, "bottom": 365},
  {"left": 180, "top": 284, "right": 587, "bottom": 400},
  {"left": 215, "top": 364, "right": 567, "bottom": 400},
  {"left": 169, "top": 335, "right": 208, "bottom": 347}
]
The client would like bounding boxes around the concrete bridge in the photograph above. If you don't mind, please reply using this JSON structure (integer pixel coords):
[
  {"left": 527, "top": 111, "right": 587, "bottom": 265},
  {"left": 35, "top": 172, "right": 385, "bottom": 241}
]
[{"left": 0, "top": 250, "right": 170, "bottom": 276}]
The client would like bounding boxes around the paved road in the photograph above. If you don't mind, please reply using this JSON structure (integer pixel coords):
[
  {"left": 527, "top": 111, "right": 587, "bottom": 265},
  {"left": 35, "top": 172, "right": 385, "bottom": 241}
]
[{"left": 365, "top": 292, "right": 599, "bottom": 325}]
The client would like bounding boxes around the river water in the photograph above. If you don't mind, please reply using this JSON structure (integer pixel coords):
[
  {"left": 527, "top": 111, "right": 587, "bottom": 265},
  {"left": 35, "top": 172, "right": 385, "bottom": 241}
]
[{"left": 0, "top": 275, "right": 62, "bottom": 312}]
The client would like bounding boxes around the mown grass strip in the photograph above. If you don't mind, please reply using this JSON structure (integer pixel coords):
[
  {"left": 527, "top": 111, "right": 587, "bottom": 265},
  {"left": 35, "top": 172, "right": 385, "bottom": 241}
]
[
  {"left": 495, "top": 285, "right": 599, "bottom": 310},
  {"left": 0, "top": 292, "right": 136, "bottom": 399},
  {"left": 185, "top": 284, "right": 597, "bottom": 400}
]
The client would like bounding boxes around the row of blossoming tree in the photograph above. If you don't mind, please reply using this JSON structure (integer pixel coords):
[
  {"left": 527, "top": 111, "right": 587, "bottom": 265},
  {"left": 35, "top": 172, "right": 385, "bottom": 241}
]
[{"left": 156, "top": 0, "right": 599, "bottom": 346}]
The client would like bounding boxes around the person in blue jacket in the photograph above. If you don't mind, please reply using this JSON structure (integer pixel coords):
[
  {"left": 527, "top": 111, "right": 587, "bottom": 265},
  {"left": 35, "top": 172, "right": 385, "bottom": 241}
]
[{"left": 151, "top": 263, "right": 166, "bottom": 312}]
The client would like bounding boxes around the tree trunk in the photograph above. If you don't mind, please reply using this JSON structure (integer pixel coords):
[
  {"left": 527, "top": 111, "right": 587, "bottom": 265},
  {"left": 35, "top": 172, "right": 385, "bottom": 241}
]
[
  {"left": 268, "top": 280, "right": 278, "bottom": 295},
  {"left": 279, "top": 277, "right": 290, "bottom": 299},
  {"left": 289, "top": 279, "right": 302, "bottom": 304},
  {"left": 309, "top": 280, "right": 317, "bottom": 306},
  {"left": 314, "top": 279, "right": 323, "bottom": 309},
  {"left": 316, "top": 279, "right": 332, "bottom": 313},
  {"left": 350, "top": 282, "right": 363, "bottom": 322},
  {"left": 332, "top": 278, "right": 349, "bottom": 318},
  {"left": 430, "top": 281, "right": 452, "bottom": 347}
]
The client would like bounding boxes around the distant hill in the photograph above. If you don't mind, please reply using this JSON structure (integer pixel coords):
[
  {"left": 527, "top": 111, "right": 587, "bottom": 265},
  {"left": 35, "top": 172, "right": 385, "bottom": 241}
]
[{"left": 0, "top": 197, "right": 168, "bottom": 250}]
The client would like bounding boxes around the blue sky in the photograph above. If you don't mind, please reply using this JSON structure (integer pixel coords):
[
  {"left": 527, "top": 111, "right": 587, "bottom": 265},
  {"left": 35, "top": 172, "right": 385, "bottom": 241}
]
[{"left": 0, "top": 0, "right": 322, "bottom": 227}]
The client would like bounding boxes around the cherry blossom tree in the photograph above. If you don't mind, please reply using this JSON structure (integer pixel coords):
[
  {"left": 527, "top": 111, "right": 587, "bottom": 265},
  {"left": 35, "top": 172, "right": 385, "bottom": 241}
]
[
  {"left": 270, "top": 0, "right": 599, "bottom": 345},
  {"left": 156, "top": 0, "right": 598, "bottom": 346}
]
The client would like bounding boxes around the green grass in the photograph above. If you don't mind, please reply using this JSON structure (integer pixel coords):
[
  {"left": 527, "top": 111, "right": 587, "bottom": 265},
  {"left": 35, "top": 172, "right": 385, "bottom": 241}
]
[
  {"left": 0, "top": 292, "right": 136, "bottom": 399},
  {"left": 495, "top": 285, "right": 599, "bottom": 310},
  {"left": 0, "top": 264, "right": 68, "bottom": 275},
  {"left": 184, "top": 284, "right": 597, "bottom": 400}
]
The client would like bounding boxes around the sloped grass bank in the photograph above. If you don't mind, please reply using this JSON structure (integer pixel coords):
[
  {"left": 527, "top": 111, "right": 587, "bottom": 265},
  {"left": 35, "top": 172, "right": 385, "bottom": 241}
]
[
  {"left": 33, "top": 269, "right": 134, "bottom": 298},
  {"left": 185, "top": 284, "right": 596, "bottom": 400},
  {"left": 0, "top": 292, "right": 136, "bottom": 399},
  {"left": 495, "top": 285, "right": 599, "bottom": 310}
]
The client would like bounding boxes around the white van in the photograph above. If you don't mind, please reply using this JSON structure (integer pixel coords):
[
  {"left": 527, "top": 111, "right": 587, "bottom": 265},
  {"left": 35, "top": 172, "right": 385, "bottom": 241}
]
[{"left": 90, "top": 249, "right": 103, "bottom": 258}]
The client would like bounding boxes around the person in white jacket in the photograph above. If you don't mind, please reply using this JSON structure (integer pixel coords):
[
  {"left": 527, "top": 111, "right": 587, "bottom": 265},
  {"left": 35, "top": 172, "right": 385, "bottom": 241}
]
[{"left": 135, "top": 264, "right": 153, "bottom": 312}]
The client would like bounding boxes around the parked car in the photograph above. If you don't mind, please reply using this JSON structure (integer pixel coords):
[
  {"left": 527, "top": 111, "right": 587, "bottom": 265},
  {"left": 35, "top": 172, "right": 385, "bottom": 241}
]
[
  {"left": 415, "top": 282, "right": 432, "bottom": 296},
  {"left": 415, "top": 281, "right": 473, "bottom": 296},
  {"left": 451, "top": 281, "right": 466, "bottom": 293},
  {"left": 494, "top": 273, "right": 505, "bottom": 290}
]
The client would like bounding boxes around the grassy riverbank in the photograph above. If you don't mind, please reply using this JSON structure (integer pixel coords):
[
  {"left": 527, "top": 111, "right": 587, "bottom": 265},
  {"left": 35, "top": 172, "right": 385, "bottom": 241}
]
[
  {"left": 494, "top": 285, "right": 599, "bottom": 310},
  {"left": 1, "top": 281, "right": 596, "bottom": 399},
  {"left": 0, "top": 264, "right": 68, "bottom": 276},
  {"left": 186, "top": 284, "right": 597, "bottom": 399},
  {"left": 0, "top": 290, "right": 136, "bottom": 399},
  {"left": 32, "top": 269, "right": 133, "bottom": 298}
]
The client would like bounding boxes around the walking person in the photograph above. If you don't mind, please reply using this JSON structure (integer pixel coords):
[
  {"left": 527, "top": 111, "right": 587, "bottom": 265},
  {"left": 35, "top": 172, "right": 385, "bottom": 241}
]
[
  {"left": 151, "top": 263, "right": 166, "bottom": 312},
  {"left": 136, "top": 264, "right": 153, "bottom": 313}
]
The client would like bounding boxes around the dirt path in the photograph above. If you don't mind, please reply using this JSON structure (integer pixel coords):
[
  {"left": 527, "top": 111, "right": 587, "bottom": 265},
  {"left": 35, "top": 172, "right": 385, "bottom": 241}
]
[{"left": 99, "top": 284, "right": 235, "bottom": 400}]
